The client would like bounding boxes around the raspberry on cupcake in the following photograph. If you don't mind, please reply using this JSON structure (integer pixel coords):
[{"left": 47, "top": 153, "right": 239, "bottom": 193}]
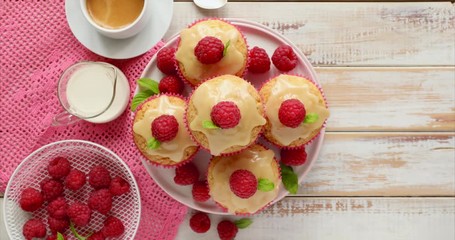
[
  {"left": 259, "top": 74, "right": 330, "bottom": 148},
  {"left": 207, "top": 144, "right": 280, "bottom": 214},
  {"left": 133, "top": 95, "right": 198, "bottom": 167},
  {"left": 186, "top": 75, "right": 266, "bottom": 156},
  {"left": 175, "top": 19, "right": 248, "bottom": 86}
]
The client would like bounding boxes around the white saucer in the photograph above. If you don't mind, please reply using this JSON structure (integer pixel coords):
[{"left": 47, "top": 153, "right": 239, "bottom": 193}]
[{"left": 65, "top": 0, "right": 173, "bottom": 59}]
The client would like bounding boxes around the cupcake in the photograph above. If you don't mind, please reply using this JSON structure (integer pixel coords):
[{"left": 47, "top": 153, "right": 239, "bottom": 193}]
[
  {"left": 186, "top": 74, "right": 266, "bottom": 156},
  {"left": 259, "top": 74, "right": 330, "bottom": 148},
  {"left": 175, "top": 19, "right": 248, "bottom": 86},
  {"left": 207, "top": 144, "right": 280, "bottom": 214},
  {"left": 132, "top": 95, "right": 199, "bottom": 167}
]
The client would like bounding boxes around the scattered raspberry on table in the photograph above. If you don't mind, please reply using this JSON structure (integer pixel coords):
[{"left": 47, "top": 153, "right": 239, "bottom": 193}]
[{"left": 189, "top": 212, "right": 211, "bottom": 233}]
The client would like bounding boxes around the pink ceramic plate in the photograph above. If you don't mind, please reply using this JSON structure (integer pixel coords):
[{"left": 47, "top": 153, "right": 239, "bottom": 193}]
[{"left": 139, "top": 19, "right": 325, "bottom": 215}]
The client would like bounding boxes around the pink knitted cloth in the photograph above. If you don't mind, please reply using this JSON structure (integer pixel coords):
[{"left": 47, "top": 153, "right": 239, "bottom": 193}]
[{"left": 0, "top": 1, "right": 187, "bottom": 239}]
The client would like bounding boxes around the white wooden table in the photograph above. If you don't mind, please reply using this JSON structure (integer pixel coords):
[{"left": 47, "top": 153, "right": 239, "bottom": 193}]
[{"left": 2, "top": 1, "right": 454, "bottom": 240}]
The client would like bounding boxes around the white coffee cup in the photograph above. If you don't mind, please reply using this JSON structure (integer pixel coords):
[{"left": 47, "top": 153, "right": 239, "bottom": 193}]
[{"left": 80, "top": 0, "right": 150, "bottom": 39}]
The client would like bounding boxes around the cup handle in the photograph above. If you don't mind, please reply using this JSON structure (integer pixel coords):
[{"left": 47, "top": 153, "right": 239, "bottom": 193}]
[{"left": 52, "top": 111, "right": 81, "bottom": 126}]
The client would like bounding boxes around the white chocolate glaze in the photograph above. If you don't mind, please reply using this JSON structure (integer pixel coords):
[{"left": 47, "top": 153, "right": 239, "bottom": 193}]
[
  {"left": 175, "top": 20, "right": 246, "bottom": 82},
  {"left": 210, "top": 146, "right": 279, "bottom": 214},
  {"left": 133, "top": 96, "right": 197, "bottom": 162},
  {"left": 189, "top": 75, "right": 266, "bottom": 155},
  {"left": 265, "top": 75, "right": 330, "bottom": 146}
]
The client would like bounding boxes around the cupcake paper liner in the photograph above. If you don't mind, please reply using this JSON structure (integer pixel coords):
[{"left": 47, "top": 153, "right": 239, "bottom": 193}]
[{"left": 132, "top": 93, "right": 199, "bottom": 168}]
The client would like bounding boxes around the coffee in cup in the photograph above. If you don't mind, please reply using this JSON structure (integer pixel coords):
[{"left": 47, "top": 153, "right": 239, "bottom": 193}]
[
  {"left": 86, "top": 0, "right": 144, "bottom": 29},
  {"left": 80, "top": 0, "right": 150, "bottom": 39}
]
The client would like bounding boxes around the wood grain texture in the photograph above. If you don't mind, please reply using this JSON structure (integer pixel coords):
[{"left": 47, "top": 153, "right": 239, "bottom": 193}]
[
  {"left": 319, "top": 67, "right": 455, "bottom": 131},
  {"left": 0, "top": 198, "right": 6, "bottom": 240},
  {"left": 168, "top": 2, "right": 455, "bottom": 66},
  {"left": 176, "top": 197, "right": 455, "bottom": 240},
  {"left": 300, "top": 132, "right": 455, "bottom": 196}
]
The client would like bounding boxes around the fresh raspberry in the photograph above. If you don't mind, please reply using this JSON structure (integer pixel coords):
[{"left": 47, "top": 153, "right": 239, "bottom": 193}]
[
  {"left": 278, "top": 99, "right": 306, "bottom": 128},
  {"left": 229, "top": 170, "right": 257, "bottom": 199},
  {"left": 48, "top": 157, "right": 71, "bottom": 179},
  {"left": 174, "top": 162, "right": 199, "bottom": 185},
  {"left": 159, "top": 75, "right": 184, "bottom": 95},
  {"left": 40, "top": 178, "right": 64, "bottom": 201},
  {"left": 280, "top": 147, "right": 307, "bottom": 166},
  {"left": 272, "top": 45, "right": 298, "bottom": 71},
  {"left": 47, "top": 233, "right": 67, "bottom": 240},
  {"left": 101, "top": 216, "right": 125, "bottom": 237},
  {"left": 210, "top": 101, "right": 241, "bottom": 129},
  {"left": 19, "top": 187, "right": 44, "bottom": 212},
  {"left": 88, "top": 165, "right": 111, "bottom": 189},
  {"left": 47, "top": 197, "right": 67, "bottom": 219},
  {"left": 64, "top": 169, "right": 86, "bottom": 191},
  {"left": 194, "top": 36, "right": 224, "bottom": 64},
  {"left": 189, "top": 212, "right": 211, "bottom": 233},
  {"left": 22, "top": 219, "right": 46, "bottom": 240},
  {"left": 109, "top": 176, "right": 130, "bottom": 196},
  {"left": 88, "top": 189, "right": 113, "bottom": 215},
  {"left": 152, "top": 115, "right": 179, "bottom": 142},
  {"left": 192, "top": 180, "right": 210, "bottom": 202},
  {"left": 67, "top": 202, "right": 92, "bottom": 227},
  {"left": 157, "top": 47, "right": 177, "bottom": 75},
  {"left": 88, "top": 231, "right": 105, "bottom": 240},
  {"left": 248, "top": 46, "right": 271, "bottom": 73},
  {"left": 217, "top": 220, "right": 238, "bottom": 240},
  {"left": 48, "top": 216, "right": 69, "bottom": 233}
]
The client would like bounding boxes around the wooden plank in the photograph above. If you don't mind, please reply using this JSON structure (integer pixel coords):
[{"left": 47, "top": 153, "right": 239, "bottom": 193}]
[
  {"left": 176, "top": 197, "right": 455, "bottom": 240},
  {"left": 168, "top": 2, "right": 455, "bottom": 66},
  {"left": 299, "top": 132, "right": 455, "bottom": 196},
  {"left": 318, "top": 67, "right": 455, "bottom": 131},
  {"left": 0, "top": 198, "right": 6, "bottom": 240}
]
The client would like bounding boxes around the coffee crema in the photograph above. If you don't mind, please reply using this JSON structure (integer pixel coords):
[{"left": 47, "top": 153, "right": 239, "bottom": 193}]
[{"left": 86, "top": 0, "right": 145, "bottom": 29}]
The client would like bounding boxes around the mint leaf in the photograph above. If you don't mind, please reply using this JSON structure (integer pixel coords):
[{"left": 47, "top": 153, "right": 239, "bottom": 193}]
[
  {"left": 202, "top": 120, "right": 219, "bottom": 129},
  {"left": 280, "top": 164, "right": 298, "bottom": 194},
  {"left": 70, "top": 222, "right": 87, "bottom": 240},
  {"left": 223, "top": 40, "right": 231, "bottom": 57},
  {"left": 147, "top": 138, "right": 160, "bottom": 149},
  {"left": 303, "top": 113, "right": 319, "bottom": 124},
  {"left": 234, "top": 218, "right": 253, "bottom": 229},
  {"left": 137, "top": 78, "right": 159, "bottom": 94},
  {"left": 57, "top": 232, "right": 65, "bottom": 240},
  {"left": 130, "top": 90, "right": 155, "bottom": 111},
  {"left": 258, "top": 178, "right": 275, "bottom": 192}
]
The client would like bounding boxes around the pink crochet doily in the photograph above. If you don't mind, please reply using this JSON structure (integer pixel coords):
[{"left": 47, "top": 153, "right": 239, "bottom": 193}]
[{"left": 0, "top": 1, "right": 187, "bottom": 239}]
